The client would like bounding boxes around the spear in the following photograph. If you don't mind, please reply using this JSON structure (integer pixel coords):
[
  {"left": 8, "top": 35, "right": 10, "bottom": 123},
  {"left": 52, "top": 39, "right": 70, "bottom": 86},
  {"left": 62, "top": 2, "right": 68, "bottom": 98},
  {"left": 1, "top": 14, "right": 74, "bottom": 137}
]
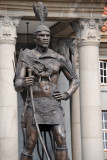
[{"left": 28, "top": 68, "right": 50, "bottom": 160}]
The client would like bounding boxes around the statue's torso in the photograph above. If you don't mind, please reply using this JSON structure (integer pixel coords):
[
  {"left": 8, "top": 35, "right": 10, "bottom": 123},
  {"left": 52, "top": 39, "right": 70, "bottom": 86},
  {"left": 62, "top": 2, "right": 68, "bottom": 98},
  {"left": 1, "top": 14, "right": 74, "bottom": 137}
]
[
  {"left": 21, "top": 48, "right": 64, "bottom": 124},
  {"left": 21, "top": 48, "right": 63, "bottom": 98}
]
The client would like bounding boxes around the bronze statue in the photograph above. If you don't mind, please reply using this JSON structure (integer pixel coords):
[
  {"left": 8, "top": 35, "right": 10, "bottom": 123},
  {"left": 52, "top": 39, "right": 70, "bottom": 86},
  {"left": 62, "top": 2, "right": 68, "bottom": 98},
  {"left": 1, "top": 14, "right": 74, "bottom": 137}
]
[{"left": 14, "top": 2, "right": 79, "bottom": 160}]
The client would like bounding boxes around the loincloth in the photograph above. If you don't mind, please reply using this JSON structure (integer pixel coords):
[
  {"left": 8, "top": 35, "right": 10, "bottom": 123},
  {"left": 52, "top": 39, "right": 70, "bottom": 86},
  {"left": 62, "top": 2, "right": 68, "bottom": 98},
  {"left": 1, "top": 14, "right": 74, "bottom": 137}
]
[{"left": 28, "top": 97, "right": 64, "bottom": 125}]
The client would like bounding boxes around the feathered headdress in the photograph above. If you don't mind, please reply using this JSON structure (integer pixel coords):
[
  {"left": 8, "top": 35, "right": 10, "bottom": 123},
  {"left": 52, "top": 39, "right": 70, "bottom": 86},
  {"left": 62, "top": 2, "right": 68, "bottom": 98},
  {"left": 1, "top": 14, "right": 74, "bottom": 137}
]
[
  {"left": 33, "top": 2, "right": 50, "bottom": 34},
  {"left": 33, "top": 2, "right": 48, "bottom": 24}
]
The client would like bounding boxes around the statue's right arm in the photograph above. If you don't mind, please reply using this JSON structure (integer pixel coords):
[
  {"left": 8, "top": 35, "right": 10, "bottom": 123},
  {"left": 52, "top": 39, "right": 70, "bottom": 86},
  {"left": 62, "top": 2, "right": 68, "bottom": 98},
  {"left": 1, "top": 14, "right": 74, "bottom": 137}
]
[{"left": 14, "top": 62, "right": 26, "bottom": 92}]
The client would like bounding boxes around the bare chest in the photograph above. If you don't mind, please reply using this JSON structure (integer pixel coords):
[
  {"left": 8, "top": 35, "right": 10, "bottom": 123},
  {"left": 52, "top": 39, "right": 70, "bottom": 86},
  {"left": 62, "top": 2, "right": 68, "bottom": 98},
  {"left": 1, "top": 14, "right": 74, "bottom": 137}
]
[{"left": 33, "top": 58, "right": 61, "bottom": 77}]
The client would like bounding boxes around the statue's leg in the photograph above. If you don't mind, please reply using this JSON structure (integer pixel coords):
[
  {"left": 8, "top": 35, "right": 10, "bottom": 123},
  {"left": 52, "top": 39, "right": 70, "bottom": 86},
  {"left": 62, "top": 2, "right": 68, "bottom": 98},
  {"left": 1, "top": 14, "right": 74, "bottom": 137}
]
[
  {"left": 20, "top": 154, "right": 32, "bottom": 160},
  {"left": 52, "top": 124, "right": 68, "bottom": 160},
  {"left": 20, "top": 107, "right": 38, "bottom": 160}
]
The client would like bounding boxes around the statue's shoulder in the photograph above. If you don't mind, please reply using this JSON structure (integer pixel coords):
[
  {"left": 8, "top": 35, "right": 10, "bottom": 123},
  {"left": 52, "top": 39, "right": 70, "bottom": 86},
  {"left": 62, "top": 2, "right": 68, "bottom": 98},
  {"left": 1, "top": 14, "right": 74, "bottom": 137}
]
[
  {"left": 21, "top": 48, "right": 33, "bottom": 57},
  {"left": 15, "top": 48, "right": 31, "bottom": 76},
  {"left": 19, "top": 48, "right": 30, "bottom": 60},
  {"left": 48, "top": 49, "right": 66, "bottom": 62},
  {"left": 20, "top": 48, "right": 38, "bottom": 61},
  {"left": 22, "top": 48, "right": 31, "bottom": 53}
]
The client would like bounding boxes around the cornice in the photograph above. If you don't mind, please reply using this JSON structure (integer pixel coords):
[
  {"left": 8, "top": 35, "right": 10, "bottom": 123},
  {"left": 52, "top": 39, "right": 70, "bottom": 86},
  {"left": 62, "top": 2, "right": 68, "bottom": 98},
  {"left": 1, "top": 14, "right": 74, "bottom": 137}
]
[{"left": 0, "top": 1, "right": 106, "bottom": 19}]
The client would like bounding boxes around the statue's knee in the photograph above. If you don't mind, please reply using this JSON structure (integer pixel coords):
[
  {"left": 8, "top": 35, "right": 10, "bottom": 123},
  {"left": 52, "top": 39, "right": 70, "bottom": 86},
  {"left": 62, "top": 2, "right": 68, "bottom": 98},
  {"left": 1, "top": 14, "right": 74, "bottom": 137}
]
[
  {"left": 20, "top": 154, "right": 32, "bottom": 160},
  {"left": 56, "top": 134, "right": 66, "bottom": 147},
  {"left": 26, "top": 138, "right": 36, "bottom": 149}
]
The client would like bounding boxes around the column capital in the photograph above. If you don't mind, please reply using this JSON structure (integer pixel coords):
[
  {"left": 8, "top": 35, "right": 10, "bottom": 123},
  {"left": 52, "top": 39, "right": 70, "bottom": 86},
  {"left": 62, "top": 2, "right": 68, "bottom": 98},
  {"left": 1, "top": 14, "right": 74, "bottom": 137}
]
[
  {"left": 0, "top": 16, "right": 20, "bottom": 44},
  {"left": 72, "top": 19, "right": 101, "bottom": 46}
]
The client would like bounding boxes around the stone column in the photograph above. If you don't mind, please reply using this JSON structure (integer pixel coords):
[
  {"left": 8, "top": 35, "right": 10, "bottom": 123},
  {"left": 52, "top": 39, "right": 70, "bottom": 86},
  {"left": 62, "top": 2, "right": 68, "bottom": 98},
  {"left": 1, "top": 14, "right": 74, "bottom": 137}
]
[
  {"left": 73, "top": 19, "right": 103, "bottom": 160},
  {"left": 0, "top": 16, "right": 19, "bottom": 160},
  {"left": 70, "top": 40, "right": 82, "bottom": 160}
]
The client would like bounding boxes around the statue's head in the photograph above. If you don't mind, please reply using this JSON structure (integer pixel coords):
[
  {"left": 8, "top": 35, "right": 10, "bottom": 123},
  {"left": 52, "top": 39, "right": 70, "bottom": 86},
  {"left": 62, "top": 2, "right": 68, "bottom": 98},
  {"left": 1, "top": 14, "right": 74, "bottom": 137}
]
[
  {"left": 33, "top": 25, "right": 50, "bottom": 48},
  {"left": 33, "top": 24, "right": 50, "bottom": 35},
  {"left": 33, "top": 3, "right": 50, "bottom": 48}
]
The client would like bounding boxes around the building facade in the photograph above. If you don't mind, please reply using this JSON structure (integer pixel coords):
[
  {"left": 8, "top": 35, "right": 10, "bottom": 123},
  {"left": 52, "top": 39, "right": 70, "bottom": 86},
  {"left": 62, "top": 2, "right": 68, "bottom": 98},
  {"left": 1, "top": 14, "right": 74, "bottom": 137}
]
[{"left": 0, "top": 1, "right": 107, "bottom": 160}]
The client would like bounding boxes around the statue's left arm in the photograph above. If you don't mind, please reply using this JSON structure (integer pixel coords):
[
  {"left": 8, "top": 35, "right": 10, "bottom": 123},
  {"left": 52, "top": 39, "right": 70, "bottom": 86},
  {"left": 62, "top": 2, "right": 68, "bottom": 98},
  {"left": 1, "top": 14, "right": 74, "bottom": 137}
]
[
  {"left": 64, "top": 73, "right": 79, "bottom": 99},
  {"left": 63, "top": 55, "right": 80, "bottom": 98},
  {"left": 53, "top": 55, "right": 80, "bottom": 101}
]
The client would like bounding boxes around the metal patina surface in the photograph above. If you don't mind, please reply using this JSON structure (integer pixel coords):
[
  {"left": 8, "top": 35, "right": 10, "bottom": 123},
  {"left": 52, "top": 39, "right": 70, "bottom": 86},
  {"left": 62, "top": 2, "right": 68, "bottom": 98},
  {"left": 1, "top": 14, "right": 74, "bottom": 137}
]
[{"left": 14, "top": 2, "right": 79, "bottom": 160}]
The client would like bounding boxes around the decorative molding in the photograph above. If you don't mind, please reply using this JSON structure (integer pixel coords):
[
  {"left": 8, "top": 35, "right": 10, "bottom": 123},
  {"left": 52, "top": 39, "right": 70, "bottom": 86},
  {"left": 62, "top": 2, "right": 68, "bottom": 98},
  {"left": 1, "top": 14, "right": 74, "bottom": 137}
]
[
  {"left": 0, "top": 1, "right": 105, "bottom": 19},
  {"left": 72, "top": 19, "right": 101, "bottom": 46},
  {"left": 0, "top": 16, "right": 19, "bottom": 44}
]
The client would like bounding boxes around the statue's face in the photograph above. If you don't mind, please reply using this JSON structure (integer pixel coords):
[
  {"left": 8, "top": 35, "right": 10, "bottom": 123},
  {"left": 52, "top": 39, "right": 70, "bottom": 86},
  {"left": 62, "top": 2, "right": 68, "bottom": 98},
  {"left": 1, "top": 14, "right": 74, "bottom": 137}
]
[{"left": 35, "top": 31, "right": 50, "bottom": 48}]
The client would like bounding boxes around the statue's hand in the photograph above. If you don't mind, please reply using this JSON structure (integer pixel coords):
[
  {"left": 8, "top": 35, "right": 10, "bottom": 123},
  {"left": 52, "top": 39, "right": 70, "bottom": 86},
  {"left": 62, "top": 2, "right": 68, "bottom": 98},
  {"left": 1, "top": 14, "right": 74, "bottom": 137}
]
[
  {"left": 53, "top": 90, "right": 69, "bottom": 101},
  {"left": 24, "top": 76, "right": 35, "bottom": 87}
]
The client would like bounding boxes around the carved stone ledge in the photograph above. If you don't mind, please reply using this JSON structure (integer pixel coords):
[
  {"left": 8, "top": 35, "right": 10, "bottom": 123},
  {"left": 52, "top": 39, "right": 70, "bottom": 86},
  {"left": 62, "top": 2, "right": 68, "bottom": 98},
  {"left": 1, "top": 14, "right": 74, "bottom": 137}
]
[{"left": 0, "top": 16, "right": 20, "bottom": 44}]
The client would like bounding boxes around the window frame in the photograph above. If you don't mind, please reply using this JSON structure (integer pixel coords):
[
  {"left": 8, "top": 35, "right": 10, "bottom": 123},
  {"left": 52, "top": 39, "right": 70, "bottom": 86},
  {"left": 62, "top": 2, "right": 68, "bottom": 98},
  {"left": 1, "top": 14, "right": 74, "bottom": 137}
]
[
  {"left": 99, "top": 60, "right": 107, "bottom": 85},
  {"left": 102, "top": 111, "right": 107, "bottom": 151}
]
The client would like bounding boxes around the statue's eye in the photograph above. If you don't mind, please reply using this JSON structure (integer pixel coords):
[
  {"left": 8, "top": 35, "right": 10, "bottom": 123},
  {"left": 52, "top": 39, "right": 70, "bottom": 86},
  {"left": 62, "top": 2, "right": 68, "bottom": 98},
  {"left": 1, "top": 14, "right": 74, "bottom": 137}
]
[
  {"left": 39, "top": 34, "right": 44, "bottom": 37},
  {"left": 47, "top": 34, "right": 50, "bottom": 37}
]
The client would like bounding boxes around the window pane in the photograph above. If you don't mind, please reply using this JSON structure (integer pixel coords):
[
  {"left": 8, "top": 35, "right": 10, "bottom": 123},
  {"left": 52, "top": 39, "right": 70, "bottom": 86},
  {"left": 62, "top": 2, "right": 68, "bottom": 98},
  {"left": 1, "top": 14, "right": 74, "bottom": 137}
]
[
  {"left": 102, "top": 123, "right": 104, "bottom": 129},
  {"left": 105, "top": 132, "right": 107, "bottom": 139},
  {"left": 100, "top": 62, "right": 102, "bottom": 68},
  {"left": 103, "top": 141, "right": 105, "bottom": 149},
  {"left": 103, "top": 132, "right": 104, "bottom": 139},
  {"left": 104, "top": 113, "right": 107, "bottom": 120},
  {"left": 105, "top": 141, "right": 107, "bottom": 149},
  {"left": 101, "top": 77, "right": 103, "bottom": 83},
  {"left": 104, "top": 141, "right": 107, "bottom": 149},
  {"left": 104, "top": 141, "right": 106, "bottom": 149},
  {"left": 104, "top": 63, "right": 106, "bottom": 69},
  {"left": 104, "top": 122, "right": 107, "bottom": 130},
  {"left": 102, "top": 122, "right": 105, "bottom": 129},
  {"left": 102, "top": 112, "right": 103, "bottom": 119},
  {"left": 104, "top": 77, "right": 106, "bottom": 83},
  {"left": 101, "top": 69, "right": 103, "bottom": 76},
  {"left": 104, "top": 70, "right": 106, "bottom": 76}
]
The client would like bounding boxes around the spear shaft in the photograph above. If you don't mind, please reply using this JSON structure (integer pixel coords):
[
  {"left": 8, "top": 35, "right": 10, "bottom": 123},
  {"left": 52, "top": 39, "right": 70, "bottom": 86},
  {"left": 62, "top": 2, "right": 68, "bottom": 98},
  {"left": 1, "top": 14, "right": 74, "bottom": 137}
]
[{"left": 28, "top": 68, "right": 50, "bottom": 160}]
